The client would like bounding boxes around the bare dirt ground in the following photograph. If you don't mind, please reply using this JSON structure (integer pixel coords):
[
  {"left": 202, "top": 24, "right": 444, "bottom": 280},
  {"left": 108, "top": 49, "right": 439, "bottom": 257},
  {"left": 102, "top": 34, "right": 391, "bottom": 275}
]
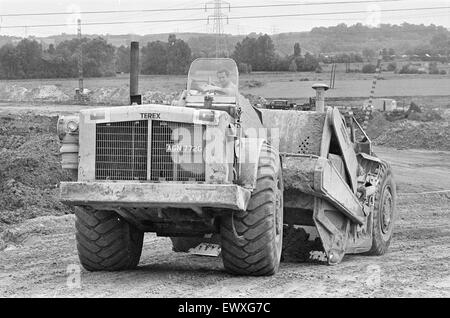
[
  {"left": 0, "top": 100, "right": 448, "bottom": 298},
  {"left": 2, "top": 72, "right": 450, "bottom": 109},
  {"left": 0, "top": 143, "right": 448, "bottom": 298}
]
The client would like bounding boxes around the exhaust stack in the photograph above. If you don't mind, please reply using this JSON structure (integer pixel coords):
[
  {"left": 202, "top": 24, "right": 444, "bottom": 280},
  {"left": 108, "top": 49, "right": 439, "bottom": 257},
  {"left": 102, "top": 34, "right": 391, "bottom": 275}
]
[
  {"left": 312, "top": 83, "right": 329, "bottom": 113},
  {"left": 130, "top": 41, "right": 141, "bottom": 105}
]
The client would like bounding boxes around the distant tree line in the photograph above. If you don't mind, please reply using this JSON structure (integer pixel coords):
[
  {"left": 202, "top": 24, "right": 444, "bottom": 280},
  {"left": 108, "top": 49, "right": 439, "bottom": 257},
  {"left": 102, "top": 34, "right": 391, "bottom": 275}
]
[
  {"left": 0, "top": 24, "right": 449, "bottom": 79},
  {"left": 311, "top": 23, "right": 450, "bottom": 54},
  {"left": 0, "top": 34, "right": 194, "bottom": 79},
  {"left": 0, "top": 33, "right": 321, "bottom": 78},
  {"left": 231, "top": 34, "right": 321, "bottom": 72},
  {"left": 141, "top": 34, "right": 192, "bottom": 75},
  {"left": 0, "top": 37, "right": 116, "bottom": 79},
  {"left": 115, "top": 34, "right": 193, "bottom": 75}
]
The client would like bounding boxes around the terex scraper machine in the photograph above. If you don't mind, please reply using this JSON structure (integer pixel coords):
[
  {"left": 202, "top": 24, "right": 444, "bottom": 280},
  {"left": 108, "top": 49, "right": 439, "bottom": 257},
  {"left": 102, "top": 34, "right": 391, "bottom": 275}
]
[{"left": 58, "top": 43, "right": 396, "bottom": 275}]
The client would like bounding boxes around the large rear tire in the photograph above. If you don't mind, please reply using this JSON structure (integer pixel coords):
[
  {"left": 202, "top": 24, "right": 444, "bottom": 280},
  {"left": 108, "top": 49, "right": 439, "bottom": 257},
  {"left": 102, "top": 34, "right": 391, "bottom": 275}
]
[
  {"left": 75, "top": 207, "right": 144, "bottom": 271},
  {"left": 220, "top": 143, "right": 283, "bottom": 276},
  {"left": 368, "top": 163, "right": 397, "bottom": 255}
]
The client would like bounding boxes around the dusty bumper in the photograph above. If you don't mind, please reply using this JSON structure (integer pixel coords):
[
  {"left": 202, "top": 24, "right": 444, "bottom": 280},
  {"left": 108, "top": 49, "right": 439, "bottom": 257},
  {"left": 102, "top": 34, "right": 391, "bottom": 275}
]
[{"left": 60, "top": 182, "right": 251, "bottom": 211}]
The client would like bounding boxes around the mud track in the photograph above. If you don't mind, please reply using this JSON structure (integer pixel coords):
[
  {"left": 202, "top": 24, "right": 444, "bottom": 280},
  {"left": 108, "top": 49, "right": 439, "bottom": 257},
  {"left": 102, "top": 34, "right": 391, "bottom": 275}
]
[{"left": 0, "top": 146, "right": 448, "bottom": 297}]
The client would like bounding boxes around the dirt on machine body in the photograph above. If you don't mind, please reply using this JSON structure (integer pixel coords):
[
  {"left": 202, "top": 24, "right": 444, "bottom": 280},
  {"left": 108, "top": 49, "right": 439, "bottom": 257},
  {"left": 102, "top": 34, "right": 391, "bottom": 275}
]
[{"left": 57, "top": 55, "right": 397, "bottom": 276}]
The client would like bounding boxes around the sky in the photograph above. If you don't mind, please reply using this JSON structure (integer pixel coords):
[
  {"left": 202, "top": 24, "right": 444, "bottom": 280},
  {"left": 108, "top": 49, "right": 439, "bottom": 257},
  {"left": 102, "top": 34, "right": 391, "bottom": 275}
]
[{"left": 0, "top": 0, "right": 448, "bottom": 37}]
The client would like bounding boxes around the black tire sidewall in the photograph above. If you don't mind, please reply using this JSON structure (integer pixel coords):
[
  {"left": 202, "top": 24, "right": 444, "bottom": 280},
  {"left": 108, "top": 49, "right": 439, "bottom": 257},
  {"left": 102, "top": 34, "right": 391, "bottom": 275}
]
[
  {"left": 220, "top": 143, "right": 283, "bottom": 275},
  {"left": 371, "top": 166, "right": 397, "bottom": 254},
  {"left": 274, "top": 166, "right": 284, "bottom": 264},
  {"left": 75, "top": 208, "right": 144, "bottom": 271}
]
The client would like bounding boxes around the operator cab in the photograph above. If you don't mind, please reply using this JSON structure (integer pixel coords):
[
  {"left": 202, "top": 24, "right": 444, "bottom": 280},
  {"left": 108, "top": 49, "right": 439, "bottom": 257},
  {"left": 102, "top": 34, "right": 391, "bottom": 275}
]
[{"left": 180, "top": 58, "right": 239, "bottom": 116}]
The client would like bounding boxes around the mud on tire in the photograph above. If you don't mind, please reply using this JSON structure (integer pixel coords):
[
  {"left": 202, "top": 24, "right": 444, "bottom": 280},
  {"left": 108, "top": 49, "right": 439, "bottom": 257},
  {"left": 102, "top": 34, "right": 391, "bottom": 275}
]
[
  {"left": 368, "top": 162, "right": 397, "bottom": 255},
  {"left": 75, "top": 207, "right": 144, "bottom": 271},
  {"left": 220, "top": 142, "right": 283, "bottom": 276}
]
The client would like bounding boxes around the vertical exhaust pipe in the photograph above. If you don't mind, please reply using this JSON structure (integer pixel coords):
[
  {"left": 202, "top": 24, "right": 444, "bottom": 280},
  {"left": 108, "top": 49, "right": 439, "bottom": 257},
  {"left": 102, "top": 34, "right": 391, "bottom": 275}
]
[
  {"left": 312, "top": 83, "right": 329, "bottom": 112},
  {"left": 130, "top": 41, "right": 141, "bottom": 105}
]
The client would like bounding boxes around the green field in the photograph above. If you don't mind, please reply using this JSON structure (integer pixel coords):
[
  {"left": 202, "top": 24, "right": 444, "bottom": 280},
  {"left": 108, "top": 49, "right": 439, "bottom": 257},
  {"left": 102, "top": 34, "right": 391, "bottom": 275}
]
[
  {"left": 245, "top": 73, "right": 450, "bottom": 98},
  {"left": 1, "top": 70, "right": 449, "bottom": 109}
]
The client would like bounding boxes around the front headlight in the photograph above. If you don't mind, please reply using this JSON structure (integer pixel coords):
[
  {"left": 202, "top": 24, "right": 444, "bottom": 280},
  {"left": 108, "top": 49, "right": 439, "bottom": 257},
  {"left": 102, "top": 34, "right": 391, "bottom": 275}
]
[
  {"left": 57, "top": 115, "right": 80, "bottom": 140},
  {"left": 67, "top": 120, "right": 79, "bottom": 132}
]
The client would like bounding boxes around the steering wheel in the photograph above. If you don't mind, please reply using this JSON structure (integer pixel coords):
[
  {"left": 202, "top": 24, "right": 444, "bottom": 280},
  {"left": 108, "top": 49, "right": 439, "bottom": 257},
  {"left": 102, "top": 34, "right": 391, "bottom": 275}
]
[{"left": 199, "top": 84, "right": 217, "bottom": 95}]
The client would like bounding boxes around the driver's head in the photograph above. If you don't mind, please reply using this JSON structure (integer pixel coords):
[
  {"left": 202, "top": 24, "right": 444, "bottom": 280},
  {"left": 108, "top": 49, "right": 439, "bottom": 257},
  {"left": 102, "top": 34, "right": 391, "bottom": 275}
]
[{"left": 217, "top": 69, "right": 231, "bottom": 87}]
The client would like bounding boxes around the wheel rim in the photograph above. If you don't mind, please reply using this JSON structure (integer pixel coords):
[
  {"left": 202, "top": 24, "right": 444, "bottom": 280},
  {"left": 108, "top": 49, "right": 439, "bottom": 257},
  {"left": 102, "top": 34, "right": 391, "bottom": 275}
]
[{"left": 380, "top": 186, "right": 394, "bottom": 237}]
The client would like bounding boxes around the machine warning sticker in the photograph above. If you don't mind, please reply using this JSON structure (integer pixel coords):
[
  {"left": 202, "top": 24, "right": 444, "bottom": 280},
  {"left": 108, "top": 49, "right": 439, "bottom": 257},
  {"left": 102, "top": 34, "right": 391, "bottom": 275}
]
[
  {"left": 90, "top": 112, "right": 105, "bottom": 120},
  {"left": 86, "top": 110, "right": 110, "bottom": 123}
]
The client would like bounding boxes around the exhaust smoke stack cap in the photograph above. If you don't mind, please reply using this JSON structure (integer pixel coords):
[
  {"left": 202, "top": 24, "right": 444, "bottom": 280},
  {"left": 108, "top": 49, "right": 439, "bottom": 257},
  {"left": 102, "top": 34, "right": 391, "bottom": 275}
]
[{"left": 312, "top": 83, "right": 329, "bottom": 91}]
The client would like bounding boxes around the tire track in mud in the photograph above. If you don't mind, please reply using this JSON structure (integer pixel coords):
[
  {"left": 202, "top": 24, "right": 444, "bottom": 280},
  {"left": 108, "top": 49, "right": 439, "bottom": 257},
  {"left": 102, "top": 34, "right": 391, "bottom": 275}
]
[
  {"left": 1, "top": 195, "right": 448, "bottom": 298},
  {"left": 0, "top": 162, "right": 449, "bottom": 297}
]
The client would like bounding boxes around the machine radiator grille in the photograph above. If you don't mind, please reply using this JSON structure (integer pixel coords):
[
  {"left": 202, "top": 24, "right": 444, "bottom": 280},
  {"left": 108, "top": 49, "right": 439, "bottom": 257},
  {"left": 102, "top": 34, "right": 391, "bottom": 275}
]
[
  {"left": 150, "top": 121, "right": 205, "bottom": 182},
  {"left": 95, "top": 120, "right": 205, "bottom": 182},
  {"left": 95, "top": 120, "right": 148, "bottom": 180}
]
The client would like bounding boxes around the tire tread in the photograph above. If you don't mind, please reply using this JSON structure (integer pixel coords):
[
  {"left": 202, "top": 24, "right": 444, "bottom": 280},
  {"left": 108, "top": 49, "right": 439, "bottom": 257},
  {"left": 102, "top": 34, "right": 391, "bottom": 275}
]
[
  {"left": 75, "top": 207, "right": 143, "bottom": 271},
  {"left": 220, "top": 143, "right": 283, "bottom": 276}
]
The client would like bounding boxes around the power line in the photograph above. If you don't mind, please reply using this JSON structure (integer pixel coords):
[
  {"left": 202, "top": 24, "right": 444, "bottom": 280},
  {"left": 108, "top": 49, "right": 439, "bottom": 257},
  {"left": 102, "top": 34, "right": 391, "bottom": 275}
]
[
  {"left": 1, "top": 6, "right": 449, "bottom": 29},
  {"left": 0, "top": 0, "right": 404, "bottom": 17},
  {"left": 206, "top": 0, "right": 230, "bottom": 57},
  {"left": 226, "top": 0, "right": 404, "bottom": 10},
  {"left": 225, "top": 6, "right": 450, "bottom": 23},
  {"left": 303, "top": 11, "right": 450, "bottom": 21}
]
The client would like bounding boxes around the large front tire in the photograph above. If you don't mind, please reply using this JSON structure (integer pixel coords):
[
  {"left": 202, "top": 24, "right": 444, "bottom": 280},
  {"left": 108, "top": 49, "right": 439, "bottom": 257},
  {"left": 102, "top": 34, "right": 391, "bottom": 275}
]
[
  {"left": 368, "top": 163, "right": 397, "bottom": 255},
  {"left": 220, "top": 143, "right": 283, "bottom": 276},
  {"left": 75, "top": 207, "right": 144, "bottom": 271}
]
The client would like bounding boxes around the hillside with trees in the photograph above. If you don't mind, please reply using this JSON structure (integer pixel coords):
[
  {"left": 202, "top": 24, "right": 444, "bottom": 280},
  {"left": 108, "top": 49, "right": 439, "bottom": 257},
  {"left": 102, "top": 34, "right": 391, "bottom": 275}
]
[
  {"left": 27, "top": 22, "right": 449, "bottom": 57},
  {"left": 0, "top": 23, "right": 448, "bottom": 79},
  {"left": 0, "top": 37, "right": 116, "bottom": 79}
]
